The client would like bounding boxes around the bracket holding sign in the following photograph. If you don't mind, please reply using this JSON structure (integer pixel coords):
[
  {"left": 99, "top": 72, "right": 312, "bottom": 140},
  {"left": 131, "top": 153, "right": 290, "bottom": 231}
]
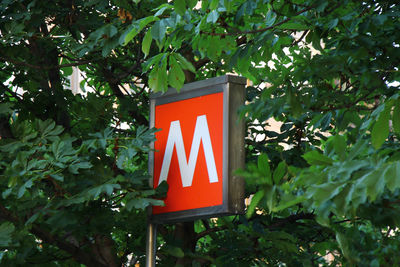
[{"left": 148, "top": 75, "right": 246, "bottom": 223}]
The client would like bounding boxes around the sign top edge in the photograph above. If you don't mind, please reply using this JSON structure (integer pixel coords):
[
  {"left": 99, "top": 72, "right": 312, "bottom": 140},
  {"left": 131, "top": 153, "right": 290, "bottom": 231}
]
[{"left": 150, "top": 75, "right": 246, "bottom": 100}]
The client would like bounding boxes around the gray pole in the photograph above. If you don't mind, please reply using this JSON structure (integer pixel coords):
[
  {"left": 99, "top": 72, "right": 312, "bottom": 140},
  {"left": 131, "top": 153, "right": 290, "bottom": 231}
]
[{"left": 145, "top": 222, "right": 157, "bottom": 267}]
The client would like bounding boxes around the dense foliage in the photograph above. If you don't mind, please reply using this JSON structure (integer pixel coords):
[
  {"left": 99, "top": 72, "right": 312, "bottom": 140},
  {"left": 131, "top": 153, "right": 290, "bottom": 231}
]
[{"left": 1, "top": 0, "right": 400, "bottom": 266}]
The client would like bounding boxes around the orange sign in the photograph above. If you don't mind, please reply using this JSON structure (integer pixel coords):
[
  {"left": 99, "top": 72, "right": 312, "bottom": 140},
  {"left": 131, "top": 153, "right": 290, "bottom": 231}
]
[
  {"left": 152, "top": 92, "right": 223, "bottom": 214},
  {"left": 150, "top": 75, "right": 246, "bottom": 223}
]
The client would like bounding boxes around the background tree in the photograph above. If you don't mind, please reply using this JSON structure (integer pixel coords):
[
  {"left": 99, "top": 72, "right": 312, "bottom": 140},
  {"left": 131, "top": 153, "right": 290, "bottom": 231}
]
[
  {"left": 1, "top": 0, "right": 400, "bottom": 266},
  {"left": 0, "top": 1, "right": 165, "bottom": 266}
]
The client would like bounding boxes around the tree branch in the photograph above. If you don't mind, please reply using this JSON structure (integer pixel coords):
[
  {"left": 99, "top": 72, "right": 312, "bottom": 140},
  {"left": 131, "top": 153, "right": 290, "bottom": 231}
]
[
  {"left": 0, "top": 56, "right": 91, "bottom": 70},
  {"left": 196, "top": 212, "right": 315, "bottom": 241},
  {"left": 0, "top": 203, "right": 108, "bottom": 267},
  {"left": 202, "top": 6, "right": 315, "bottom": 37},
  {"left": 196, "top": 226, "right": 227, "bottom": 241},
  {"left": 266, "top": 212, "right": 314, "bottom": 229},
  {"left": 292, "top": 30, "right": 310, "bottom": 46},
  {"left": 310, "top": 91, "right": 378, "bottom": 112},
  {"left": 1, "top": 83, "right": 23, "bottom": 101}
]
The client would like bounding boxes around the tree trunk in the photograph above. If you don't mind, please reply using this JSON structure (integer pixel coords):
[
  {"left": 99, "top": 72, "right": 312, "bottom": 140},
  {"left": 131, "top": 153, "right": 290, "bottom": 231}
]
[{"left": 174, "top": 222, "right": 197, "bottom": 266}]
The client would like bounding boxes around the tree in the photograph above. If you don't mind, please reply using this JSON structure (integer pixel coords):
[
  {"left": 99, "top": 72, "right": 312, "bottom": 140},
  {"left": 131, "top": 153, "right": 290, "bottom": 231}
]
[
  {"left": 0, "top": 1, "right": 163, "bottom": 266},
  {"left": 1, "top": 0, "right": 400, "bottom": 266}
]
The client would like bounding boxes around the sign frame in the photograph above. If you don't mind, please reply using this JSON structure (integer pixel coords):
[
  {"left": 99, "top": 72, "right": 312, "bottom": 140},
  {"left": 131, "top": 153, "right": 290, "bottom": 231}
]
[{"left": 148, "top": 75, "right": 246, "bottom": 223}]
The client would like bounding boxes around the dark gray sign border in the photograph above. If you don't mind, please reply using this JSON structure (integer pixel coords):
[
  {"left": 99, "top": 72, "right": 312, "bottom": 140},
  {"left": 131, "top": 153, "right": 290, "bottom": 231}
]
[{"left": 149, "top": 75, "right": 246, "bottom": 224}]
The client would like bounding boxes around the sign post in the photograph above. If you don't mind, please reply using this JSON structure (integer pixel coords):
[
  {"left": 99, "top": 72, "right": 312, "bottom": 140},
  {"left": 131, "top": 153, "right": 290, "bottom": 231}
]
[
  {"left": 146, "top": 75, "right": 246, "bottom": 265},
  {"left": 145, "top": 222, "right": 156, "bottom": 267}
]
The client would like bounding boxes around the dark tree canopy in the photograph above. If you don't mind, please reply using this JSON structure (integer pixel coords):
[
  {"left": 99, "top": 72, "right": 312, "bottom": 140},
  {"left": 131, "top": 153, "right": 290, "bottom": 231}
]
[{"left": 1, "top": 0, "right": 400, "bottom": 266}]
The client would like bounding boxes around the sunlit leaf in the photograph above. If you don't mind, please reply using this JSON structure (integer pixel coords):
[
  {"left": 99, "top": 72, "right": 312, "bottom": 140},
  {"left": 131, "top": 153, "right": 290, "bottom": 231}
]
[
  {"left": 174, "top": 0, "right": 186, "bottom": 16},
  {"left": 246, "top": 190, "right": 264, "bottom": 218},
  {"left": 303, "top": 150, "right": 333, "bottom": 166},
  {"left": 142, "top": 29, "right": 152, "bottom": 57},
  {"left": 371, "top": 104, "right": 391, "bottom": 149}
]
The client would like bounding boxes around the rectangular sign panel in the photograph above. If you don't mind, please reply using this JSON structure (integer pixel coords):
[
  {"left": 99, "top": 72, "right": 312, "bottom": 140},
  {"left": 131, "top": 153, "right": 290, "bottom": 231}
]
[{"left": 149, "top": 75, "right": 246, "bottom": 223}]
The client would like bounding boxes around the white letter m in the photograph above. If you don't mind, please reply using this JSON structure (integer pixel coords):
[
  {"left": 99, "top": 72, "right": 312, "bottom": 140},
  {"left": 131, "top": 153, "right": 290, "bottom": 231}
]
[{"left": 158, "top": 115, "right": 219, "bottom": 187}]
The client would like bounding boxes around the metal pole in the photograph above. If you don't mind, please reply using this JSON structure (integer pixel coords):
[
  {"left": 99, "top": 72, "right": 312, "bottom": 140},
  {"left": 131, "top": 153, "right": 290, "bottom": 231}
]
[{"left": 145, "top": 222, "right": 157, "bottom": 267}]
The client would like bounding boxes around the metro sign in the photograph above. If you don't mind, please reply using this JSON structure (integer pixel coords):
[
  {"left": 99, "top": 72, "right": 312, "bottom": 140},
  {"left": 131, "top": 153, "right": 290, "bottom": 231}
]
[
  {"left": 157, "top": 114, "right": 219, "bottom": 188},
  {"left": 149, "top": 75, "right": 246, "bottom": 223}
]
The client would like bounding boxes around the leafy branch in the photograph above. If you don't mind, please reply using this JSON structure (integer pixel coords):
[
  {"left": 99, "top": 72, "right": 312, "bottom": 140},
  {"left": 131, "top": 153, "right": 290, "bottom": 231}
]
[
  {"left": 202, "top": 5, "right": 315, "bottom": 36},
  {"left": 0, "top": 56, "right": 91, "bottom": 70},
  {"left": 0, "top": 203, "right": 108, "bottom": 267}
]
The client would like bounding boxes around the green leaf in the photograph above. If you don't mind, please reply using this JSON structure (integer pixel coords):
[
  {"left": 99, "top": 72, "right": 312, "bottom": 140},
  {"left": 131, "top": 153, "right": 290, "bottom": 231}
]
[
  {"left": 357, "top": 166, "right": 387, "bottom": 202},
  {"left": 287, "top": 89, "right": 302, "bottom": 118},
  {"left": 124, "top": 28, "right": 138, "bottom": 46},
  {"left": 155, "top": 180, "right": 169, "bottom": 198},
  {"left": 87, "top": 184, "right": 121, "bottom": 199},
  {"left": 393, "top": 100, "right": 400, "bottom": 134},
  {"left": 345, "top": 183, "right": 367, "bottom": 214},
  {"left": 187, "top": 0, "right": 197, "bottom": 9},
  {"left": 166, "top": 246, "right": 184, "bottom": 258},
  {"left": 151, "top": 20, "right": 167, "bottom": 43},
  {"left": 209, "top": 0, "right": 218, "bottom": 10},
  {"left": 173, "top": 53, "right": 196, "bottom": 73},
  {"left": 88, "top": 186, "right": 102, "bottom": 199},
  {"left": 312, "top": 31, "right": 323, "bottom": 51},
  {"left": 272, "top": 195, "right": 306, "bottom": 212},
  {"left": 268, "top": 231, "right": 296, "bottom": 242},
  {"left": 308, "top": 182, "right": 345, "bottom": 206},
  {"left": 104, "top": 184, "right": 114, "bottom": 195},
  {"left": 52, "top": 140, "right": 65, "bottom": 159},
  {"left": 370, "top": 259, "right": 380, "bottom": 267},
  {"left": 327, "top": 18, "right": 339, "bottom": 30},
  {"left": 104, "top": 24, "right": 117, "bottom": 38},
  {"left": 61, "top": 66, "right": 73, "bottom": 76},
  {"left": 328, "top": 135, "right": 346, "bottom": 160},
  {"left": 2, "top": 188, "right": 12, "bottom": 199},
  {"left": 25, "top": 212, "right": 40, "bottom": 226},
  {"left": 277, "top": 22, "right": 308, "bottom": 31},
  {"left": 385, "top": 162, "right": 400, "bottom": 192},
  {"left": 17, "top": 178, "right": 33, "bottom": 199},
  {"left": 124, "top": 16, "right": 158, "bottom": 45},
  {"left": 265, "top": 185, "right": 276, "bottom": 212},
  {"left": 315, "top": 202, "right": 331, "bottom": 227},
  {"left": 69, "top": 161, "right": 92, "bottom": 173},
  {"left": 0, "top": 222, "right": 14, "bottom": 246},
  {"left": 154, "top": 4, "right": 173, "bottom": 17},
  {"left": 337, "top": 160, "right": 369, "bottom": 180},
  {"left": 50, "top": 174, "right": 64, "bottom": 182},
  {"left": 174, "top": 0, "right": 186, "bottom": 16},
  {"left": 371, "top": 104, "right": 391, "bottom": 149},
  {"left": 303, "top": 150, "right": 333, "bottom": 166},
  {"left": 207, "top": 10, "right": 219, "bottom": 24},
  {"left": 41, "top": 120, "right": 55, "bottom": 136},
  {"left": 126, "top": 198, "right": 164, "bottom": 211},
  {"left": 273, "top": 161, "right": 286, "bottom": 184},
  {"left": 264, "top": 10, "right": 277, "bottom": 27},
  {"left": 168, "top": 54, "right": 185, "bottom": 89},
  {"left": 246, "top": 190, "right": 264, "bottom": 218},
  {"left": 347, "top": 139, "right": 367, "bottom": 161},
  {"left": 0, "top": 103, "right": 13, "bottom": 115},
  {"left": 148, "top": 64, "right": 168, "bottom": 92},
  {"left": 142, "top": 29, "right": 152, "bottom": 57},
  {"left": 332, "top": 184, "right": 351, "bottom": 217},
  {"left": 336, "top": 232, "right": 352, "bottom": 261},
  {"left": 143, "top": 53, "right": 165, "bottom": 72},
  {"left": 258, "top": 153, "right": 272, "bottom": 184}
]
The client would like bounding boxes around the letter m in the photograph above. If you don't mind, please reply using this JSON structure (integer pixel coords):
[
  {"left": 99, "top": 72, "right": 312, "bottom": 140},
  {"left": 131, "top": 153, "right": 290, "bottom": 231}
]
[{"left": 158, "top": 115, "right": 219, "bottom": 187}]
